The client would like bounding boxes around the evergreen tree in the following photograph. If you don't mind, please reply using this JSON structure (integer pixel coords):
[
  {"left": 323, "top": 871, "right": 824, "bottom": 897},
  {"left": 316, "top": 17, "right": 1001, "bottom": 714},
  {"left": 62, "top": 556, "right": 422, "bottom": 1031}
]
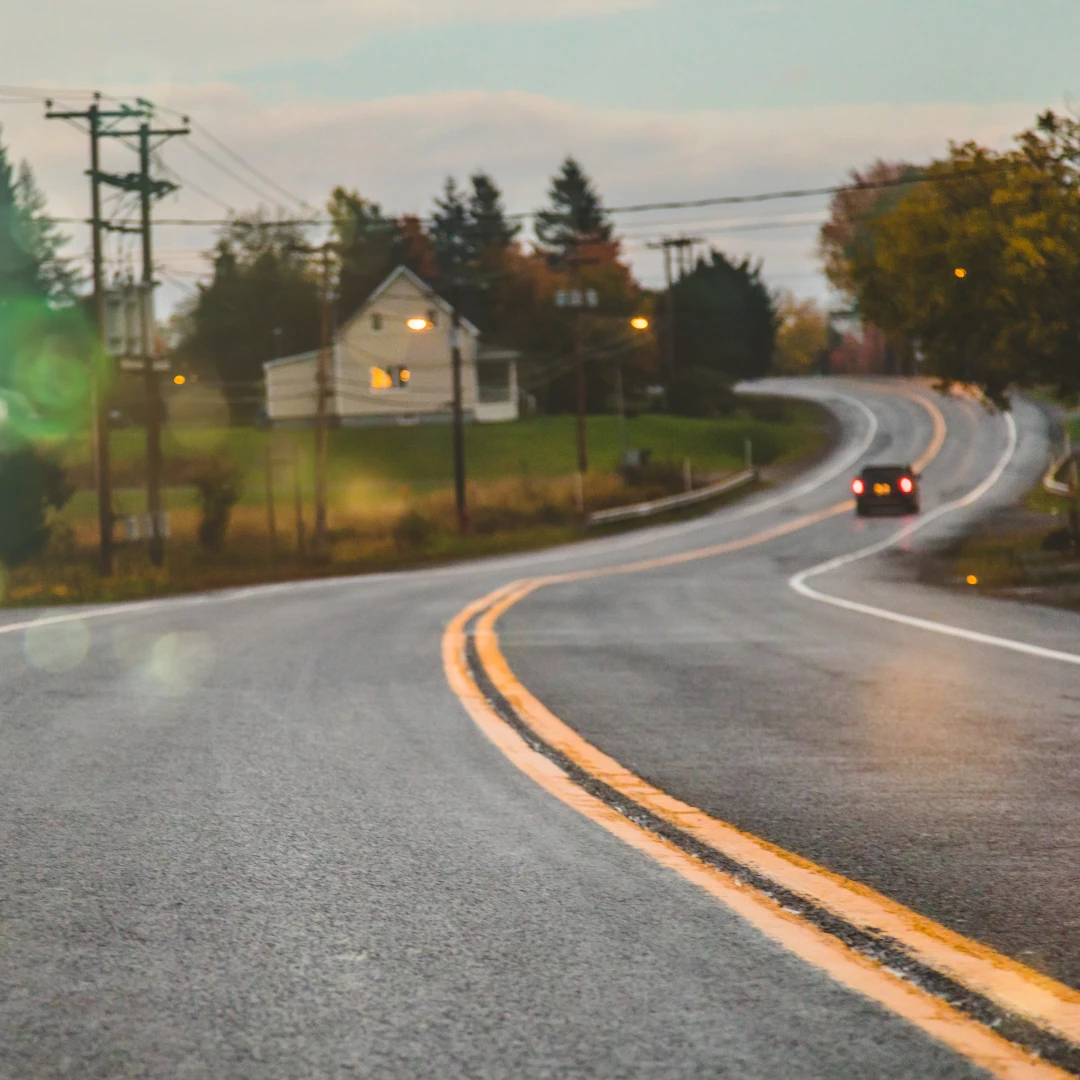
[
  {"left": 534, "top": 156, "right": 613, "bottom": 261},
  {"left": 467, "top": 172, "right": 519, "bottom": 255},
  {"left": 0, "top": 132, "right": 76, "bottom": 306},
  {"left": 431, "top": 177, "right": 471, "bottom": 280},
  {"left": 668, "top": 251, "right": 776, "bottom": 415},
  {"left": 13, "top": 161, "right": 77, "bottom": 302}
]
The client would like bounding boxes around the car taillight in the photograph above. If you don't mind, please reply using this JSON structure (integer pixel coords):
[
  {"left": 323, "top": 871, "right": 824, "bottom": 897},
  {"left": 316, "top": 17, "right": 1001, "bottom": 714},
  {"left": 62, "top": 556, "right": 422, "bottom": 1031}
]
[
  {"left": 851, "top": 478, "right": 865, "bottom": 495},
  {"left": 899, "top": 476, "right": 914, "bottom": 494}
]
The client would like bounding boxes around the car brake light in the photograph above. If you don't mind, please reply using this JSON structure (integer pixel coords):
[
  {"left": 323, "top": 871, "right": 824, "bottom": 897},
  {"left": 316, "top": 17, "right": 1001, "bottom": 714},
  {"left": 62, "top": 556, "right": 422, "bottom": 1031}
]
[
  {"left": 898, "top": 476, "right": 914, "bottom": 494},
  {"left": 851, "top": 478, "right": 865, "bottom": 495}
]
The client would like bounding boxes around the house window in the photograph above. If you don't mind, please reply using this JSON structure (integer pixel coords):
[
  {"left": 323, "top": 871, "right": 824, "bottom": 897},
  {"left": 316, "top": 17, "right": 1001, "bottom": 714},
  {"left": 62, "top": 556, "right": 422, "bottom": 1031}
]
[
  {"left": 426, "top": 308, "right": 437, "bottom": 327},
  {"left": 371, "top": 312, "right": 383, "bottom": 331},
  {"left": 370, "top": 365, "right": 411, "bottom": 390}
]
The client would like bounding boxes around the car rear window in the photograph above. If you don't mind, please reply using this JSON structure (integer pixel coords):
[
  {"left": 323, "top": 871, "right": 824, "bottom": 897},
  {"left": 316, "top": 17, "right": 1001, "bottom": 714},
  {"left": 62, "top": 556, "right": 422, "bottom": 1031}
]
[{"left": 862, "top": 467, "right": 909, "bottom": 482}]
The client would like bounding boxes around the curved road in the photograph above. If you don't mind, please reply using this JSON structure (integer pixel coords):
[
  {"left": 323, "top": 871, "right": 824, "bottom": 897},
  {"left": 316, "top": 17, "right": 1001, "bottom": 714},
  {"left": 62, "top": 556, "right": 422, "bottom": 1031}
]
[{"left": 2, "top": 378, "right": 1076, "bottom": 1079}]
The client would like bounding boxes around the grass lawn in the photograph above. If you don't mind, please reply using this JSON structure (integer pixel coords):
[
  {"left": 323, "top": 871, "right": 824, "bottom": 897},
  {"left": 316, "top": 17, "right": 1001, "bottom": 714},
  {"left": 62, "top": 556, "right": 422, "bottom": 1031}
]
[{"left": 59, "top": 396, "right": 824, "bottom": 505}]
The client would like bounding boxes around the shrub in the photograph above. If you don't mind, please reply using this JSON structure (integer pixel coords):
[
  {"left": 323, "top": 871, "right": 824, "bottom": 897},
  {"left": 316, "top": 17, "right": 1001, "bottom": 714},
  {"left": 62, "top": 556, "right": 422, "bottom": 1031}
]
[
  {"left": 469, "top": 505, "right": 530, "bottom": 535},
  {"left": 667, "top": 367, "right": 737, "bottom": 418},
  {"left": 192, "top": 456, "right": 242, "bottom": 551},
  {"left": 0, "top": 447, "right": 73, "bottom": 568},
  {"left": 393, "top": 509, "right": 437, "bottom": 550}
]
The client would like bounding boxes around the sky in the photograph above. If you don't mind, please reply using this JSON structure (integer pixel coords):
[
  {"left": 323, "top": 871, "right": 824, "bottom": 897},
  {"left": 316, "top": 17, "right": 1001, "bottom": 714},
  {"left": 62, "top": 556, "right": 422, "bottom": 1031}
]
[{"left": 2, "top": 0, "right": 1078, "bottom": 313}]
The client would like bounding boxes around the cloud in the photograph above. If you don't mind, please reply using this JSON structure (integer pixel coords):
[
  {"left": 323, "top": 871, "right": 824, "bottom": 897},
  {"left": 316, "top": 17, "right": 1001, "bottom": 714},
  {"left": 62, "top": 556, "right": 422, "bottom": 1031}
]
[
  {"left": 7, "top": 0, "right": 656, "bottom": 83},
  {"left": 0, "top": 84, "right": 1042, "bottom": 307}
]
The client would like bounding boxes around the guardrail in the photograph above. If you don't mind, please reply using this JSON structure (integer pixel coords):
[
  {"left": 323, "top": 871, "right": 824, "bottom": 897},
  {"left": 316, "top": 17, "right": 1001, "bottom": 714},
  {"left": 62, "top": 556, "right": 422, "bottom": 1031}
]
[{"left": 585, "top": 468, "right": 757, "bottom": 528}]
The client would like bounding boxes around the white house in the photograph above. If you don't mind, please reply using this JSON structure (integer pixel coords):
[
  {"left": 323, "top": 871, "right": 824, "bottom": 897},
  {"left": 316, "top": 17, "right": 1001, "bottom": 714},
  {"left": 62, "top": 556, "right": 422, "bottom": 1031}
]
[{"left": 263, "top": 265, "right": 519, "bottom": 426}]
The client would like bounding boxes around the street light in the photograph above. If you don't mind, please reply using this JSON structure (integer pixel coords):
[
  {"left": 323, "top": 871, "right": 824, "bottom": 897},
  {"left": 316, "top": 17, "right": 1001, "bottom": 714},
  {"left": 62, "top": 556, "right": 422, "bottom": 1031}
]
[
  {"left": 615, "top": 316, "right": 652, "bottom": 460},
  {"left": 954, "top": 267, "right": 967, "bottom": 279},
  {"left": 409, "top": 309, "right": 467, "bottom": 534}
]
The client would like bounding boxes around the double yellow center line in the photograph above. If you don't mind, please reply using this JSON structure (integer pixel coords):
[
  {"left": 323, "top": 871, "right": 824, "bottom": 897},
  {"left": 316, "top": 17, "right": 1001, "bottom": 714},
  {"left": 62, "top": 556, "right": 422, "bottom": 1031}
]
[{"left": 443, "top": 386, "right": 1079, "bottom": 1078}]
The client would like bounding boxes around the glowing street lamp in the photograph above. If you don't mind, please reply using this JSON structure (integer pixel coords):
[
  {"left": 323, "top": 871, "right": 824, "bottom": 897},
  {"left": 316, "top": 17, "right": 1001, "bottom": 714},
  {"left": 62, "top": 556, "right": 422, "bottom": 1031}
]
[
  {"left": 616, "top": 318, "right": 651, "bottom": 459},
  {"left": 954, "top": 267, "right": 967, "bottom": 279},
  {"left": 172, "top": 374, "right": 186, "bottom": 386},
  {"left": 407, "top": 307, "right": 467, "bottom": 533}
]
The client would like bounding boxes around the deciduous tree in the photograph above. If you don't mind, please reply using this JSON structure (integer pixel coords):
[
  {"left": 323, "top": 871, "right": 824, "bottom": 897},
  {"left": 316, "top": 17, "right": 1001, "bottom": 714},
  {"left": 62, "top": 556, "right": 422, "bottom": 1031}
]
[
  {"left": 774, "top": 291, "right": 829, "bottom": 374},
  {"left": 845, "top": 113, "right": 1080, "bottom": 401}
]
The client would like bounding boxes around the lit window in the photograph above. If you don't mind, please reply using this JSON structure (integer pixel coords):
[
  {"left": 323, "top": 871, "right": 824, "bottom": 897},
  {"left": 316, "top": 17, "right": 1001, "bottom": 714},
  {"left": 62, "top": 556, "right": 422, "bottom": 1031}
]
[
  {"left": 370, "top": 365, "right": 410, "bottom": 390},
  {"left": 371, "top": 312, "right": 383, "bottom": 331}
]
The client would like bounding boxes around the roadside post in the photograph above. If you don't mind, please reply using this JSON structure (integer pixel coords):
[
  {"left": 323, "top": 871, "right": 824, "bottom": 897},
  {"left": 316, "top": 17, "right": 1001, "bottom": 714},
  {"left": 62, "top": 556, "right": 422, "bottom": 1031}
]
[{"left": 264, "top": 448, "right": 278, "bottom": 567}]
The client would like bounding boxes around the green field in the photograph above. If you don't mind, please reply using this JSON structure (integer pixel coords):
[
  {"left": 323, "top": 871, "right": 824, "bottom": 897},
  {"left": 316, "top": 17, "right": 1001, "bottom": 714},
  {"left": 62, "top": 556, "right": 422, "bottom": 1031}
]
[{"left": 60, "top": 396, "right": 827, "bottom": 509}]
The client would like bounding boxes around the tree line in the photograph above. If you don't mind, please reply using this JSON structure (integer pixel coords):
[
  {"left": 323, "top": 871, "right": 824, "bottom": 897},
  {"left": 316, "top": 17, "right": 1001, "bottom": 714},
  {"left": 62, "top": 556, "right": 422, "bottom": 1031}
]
[{"left": 172, "top": 156, "right": 777, "bottom": 421}]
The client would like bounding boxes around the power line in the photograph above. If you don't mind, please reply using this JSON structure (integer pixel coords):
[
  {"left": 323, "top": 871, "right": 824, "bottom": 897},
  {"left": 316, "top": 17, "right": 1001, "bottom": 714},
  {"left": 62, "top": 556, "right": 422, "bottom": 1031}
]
[
  {"left": 184, "top": 118, "right": 312, "bottom": 212},
  {"left": 177, "top": 135, "right": 294, "bottom": 210},
  {"left": 39, "top": 170, "right": 929, "bottom": 231},
  {"left": 154, "top": 151, "right": 236, "bottom": 213}
]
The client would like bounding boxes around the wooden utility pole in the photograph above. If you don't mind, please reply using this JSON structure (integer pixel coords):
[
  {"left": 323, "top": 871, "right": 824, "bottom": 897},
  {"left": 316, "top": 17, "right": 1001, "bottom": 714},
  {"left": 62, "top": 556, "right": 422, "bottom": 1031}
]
[
  {"left": 314, "top": 249, "right": 332, "bottom": 553},
  {"left": 138, "top": 121, "right": 164, "bottom": 566},
  {"left": 45, "top": 95, "right": 141, "bottom": 575},
  {"left": 97, "top": 108, "right": 189, "bottom": 568},
  {"left": 449, "top": 304, "right": 469, "bottom": 534},
  {"left": 573, "top": 307, "right": 588, "bottom": 475},
  {"left": 648, "top": 235, "right": 703, "bottom": 381},
  {"left": 285, "top": 240, "right": 336, "bottom": 554}
]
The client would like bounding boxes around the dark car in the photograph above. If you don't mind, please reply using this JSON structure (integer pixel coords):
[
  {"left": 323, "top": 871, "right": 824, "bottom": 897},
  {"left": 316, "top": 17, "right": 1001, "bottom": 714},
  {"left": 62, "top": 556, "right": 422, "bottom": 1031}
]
[{"left": 851, "top": 464, "right": 920, "bottom": 516}]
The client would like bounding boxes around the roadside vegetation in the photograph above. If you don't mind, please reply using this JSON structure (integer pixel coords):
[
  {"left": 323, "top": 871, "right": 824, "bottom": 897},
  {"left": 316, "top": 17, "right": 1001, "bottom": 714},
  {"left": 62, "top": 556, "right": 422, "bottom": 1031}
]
[
  {"left": 922, "top": 416, "right": 1080, "bottom": 610},
  {"left": 3, "top": 397, "right": 828, "bottom": 606}
]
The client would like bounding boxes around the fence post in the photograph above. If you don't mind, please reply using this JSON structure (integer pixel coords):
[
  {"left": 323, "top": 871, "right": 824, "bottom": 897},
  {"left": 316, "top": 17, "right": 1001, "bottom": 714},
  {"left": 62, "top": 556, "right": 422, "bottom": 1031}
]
[
  {"left": 264, "top": 447, "right": 278, "bottom": 566},
  {"left": 292, "top": 442, "right": 307, "bottom": 556}
]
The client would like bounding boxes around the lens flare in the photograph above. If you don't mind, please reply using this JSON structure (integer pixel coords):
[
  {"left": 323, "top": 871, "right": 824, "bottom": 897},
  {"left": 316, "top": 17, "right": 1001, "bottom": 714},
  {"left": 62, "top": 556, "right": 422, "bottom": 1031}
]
[
  {"left": 0, "top": 298, "right": 101, "bottom": 443},
  {"left": 24, "top": 618, "right": 91, "bottom": 673}
]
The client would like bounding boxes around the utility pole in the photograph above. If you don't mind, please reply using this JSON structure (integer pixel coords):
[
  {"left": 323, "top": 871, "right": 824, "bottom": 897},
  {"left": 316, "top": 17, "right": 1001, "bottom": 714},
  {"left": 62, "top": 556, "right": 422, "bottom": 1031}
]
[
  {"left": 98, "top": 106, "right": 189, "bottom": 567},
  {"left": 139, "top": 121, "right": 165, "bottom": 566},
  {"left": 285, "top": 240, "right": 337, "bottom": 554},
  {"left": 414, "top": 277, "right": 469, "bottom": 534},
  {"left": 314, "top": 247, "right": 332, "bottom": 553},
  {"left": 555, "top": 245, "right": 600, "bottom": 476},
  {"left": 648, "top": 235, "right": 703, "bottom": 382},
  {"left": 573, "top": 306, "right": 587, "bottom": 474},
  {"left": 46, "top": 95, "right": 141, "bottom": 575},
  {"left": 449, "top": 304, "right": 468, "bottom": 533}
]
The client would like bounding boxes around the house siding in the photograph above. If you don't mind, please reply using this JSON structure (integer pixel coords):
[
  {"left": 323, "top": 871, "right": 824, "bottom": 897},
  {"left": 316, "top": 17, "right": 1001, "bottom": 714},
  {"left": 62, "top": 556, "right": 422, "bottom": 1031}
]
[{"left": 264, "top": 266, "right": 518, "bottom": 425}]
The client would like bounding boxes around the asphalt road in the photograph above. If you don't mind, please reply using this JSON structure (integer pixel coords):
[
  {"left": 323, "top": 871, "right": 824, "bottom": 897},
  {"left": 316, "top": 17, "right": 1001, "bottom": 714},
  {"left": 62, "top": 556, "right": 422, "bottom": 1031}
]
[{"left": 1, "top": 378, "right": 1073, "bottom": 1079}]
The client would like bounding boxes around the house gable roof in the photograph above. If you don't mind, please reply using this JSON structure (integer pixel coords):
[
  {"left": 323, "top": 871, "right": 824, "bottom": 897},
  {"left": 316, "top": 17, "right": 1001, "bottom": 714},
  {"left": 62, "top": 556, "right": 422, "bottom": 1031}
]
[{"left": 339, "top": 265, "right": 480, "bottom": 337}]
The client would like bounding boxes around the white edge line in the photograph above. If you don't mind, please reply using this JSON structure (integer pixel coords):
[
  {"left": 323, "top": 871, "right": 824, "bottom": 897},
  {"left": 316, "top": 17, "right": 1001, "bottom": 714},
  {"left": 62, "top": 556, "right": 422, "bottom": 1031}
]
[
  {"left": 789, "top": 412, "right": 1080, "bottom": 666},
  {"left": 0, "top": 385, "right": 880, "bottom": 639}
]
